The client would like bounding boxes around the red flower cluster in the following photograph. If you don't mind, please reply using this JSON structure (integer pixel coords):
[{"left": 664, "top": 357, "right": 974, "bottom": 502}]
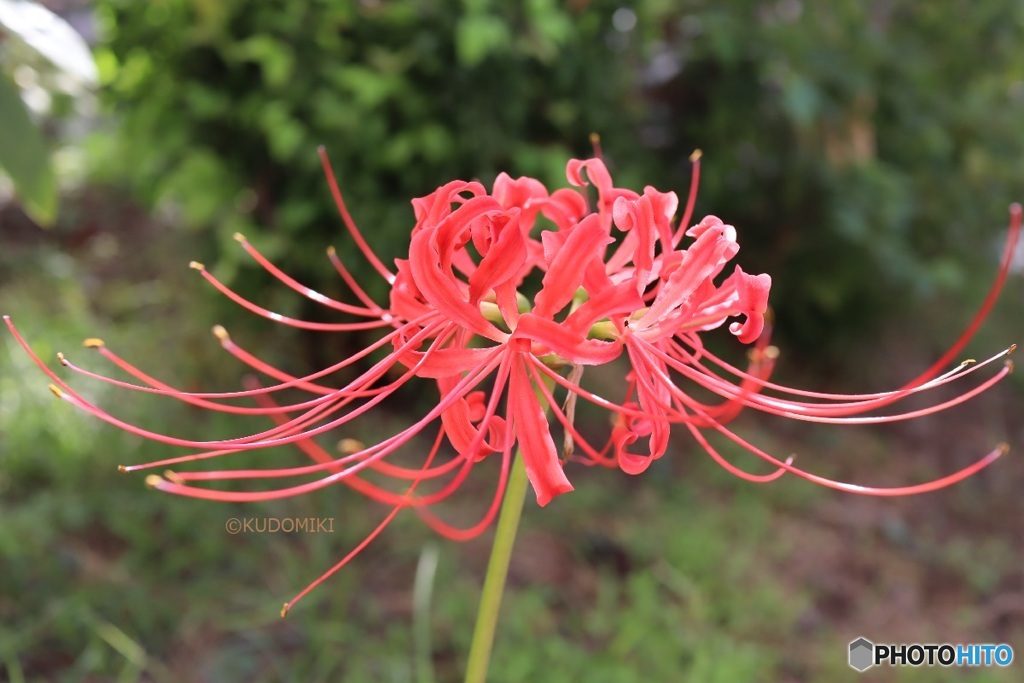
[{"left": 6, "top": 149, "right": 1018, "bottom": 611}]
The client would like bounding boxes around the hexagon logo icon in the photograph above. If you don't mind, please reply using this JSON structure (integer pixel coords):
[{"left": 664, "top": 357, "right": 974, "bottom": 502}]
[{"left": 849, "top": 637, "right": 875, "bottom": 672}]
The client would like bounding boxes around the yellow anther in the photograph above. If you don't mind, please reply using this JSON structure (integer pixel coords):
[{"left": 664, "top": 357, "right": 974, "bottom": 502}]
[
  {"left": 690, "top": 149, "right": 703, "bottom": 162},
  {"left": 212, "top": 325, "right": 230, "bottom": 341},
  {"left": 83, "top": 337, "right": 105, "bottom": 348},
  {"left": 163, "top": 470, "right": 185, "bottom": 484},
  {"left": 144, "top": 475, "right": 164, "bottom": 488},
  {"left": 327, "top": 245, "right": 336, "bottom": 256},
  {"left": 189, "top": 261, "right": 205, "bottom": 271},
  {"left": 749, "top": 345, "right": 780, "bottom": 363},
  {"left": 56, "top": 352, "right": 66, "bottom": 364},
  {"left": 233, "top": 232, "right": 246, "bottom": 243},
  {"left": 117, "top": 465, "right": 128, "bottom": 472},
  {"left": 48, "top": 384, "right": 63, "bottom": 398},
  {"left": 280, "top": 603, "right": 290, "bottom": 618},
  {"left": 338, "top": 438, "right": 365, "bottom": 455}
]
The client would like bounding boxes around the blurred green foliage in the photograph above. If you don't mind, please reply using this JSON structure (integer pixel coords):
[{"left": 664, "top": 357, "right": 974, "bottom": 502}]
[
  {"left": 89, "top": 0, "right": 640, "bottom": 311},
  {"left": 87, "top": 0, "right": 1024, "bottom": 352},
  {"left": 635, "top": 1, "right": 1024, "bottom": 346}
]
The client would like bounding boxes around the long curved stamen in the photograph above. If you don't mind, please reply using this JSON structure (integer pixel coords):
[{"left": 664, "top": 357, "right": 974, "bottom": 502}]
[
  {"left": 679, "top": 407, "right": 791, "bottom": 483},
  {"left": 280, "top": 423, "right": 446, "bottom": 617},
  {"left": 416, "top": 431, "right": 513, "bottom": 542},
  {"left": 643, "top": 336, "right": 1012, "bottom": 419},
  {"left": 652, "top": 329, "right": 777, "bottom": 426},
  {"left": 354, "top": 353, "right": 516, "bottom": 512},
  {"left": 252, "top": 385, "right": 469, "bottom": 488},
  {"left": 71, "top": 325, "right": 479, "bottom": 462},
  {"left": 212, "top": 318, "right": 446, "bottom": 396},
  {"left": 899, "top": 202, "right": 1021, "bottom": 388},
  {"left": 140, "top": 349, "right": 506, "bottom": 492},
  {"left": 668, "top": 335, "right": 992, "bottom": 403},
  {"left": 280, "top": 505, "right": 399, "bottom": 618},
  {"left": 672, "top": 150, "right": 702, "bottom": 248},
  {"left": 415, "top": 356, "right": 517, "bottom": 540},
  {"left": 633, "top": 336, "right": 1012, "bottom": 425},
  {"left": 177, "top": 354, "right": 512, "bottom": 501},
  {"left": 318, "top": 146, "right": 395, "bottom": 284},
  {"left": 14, "top": 316, "right": 461, "bottom": 472},
  {"left": 528, "top": 358, "right": 652, "bottom": 421},
  {"left": 62, "top": 313, "right": 439, "bottom": 400},
  {"left": 58, "top": 352, "right": 338, "bottom": 415},
  {"left": 685, "top": 400, "right": 1009, "bottom": 496},
  {"left": 189, "top": 261, "right": 397, "bottom": 331},
  {"left": 246, "top": 401, "right": 463, "bottom": 506},
  {"left": 327, "top": 245, "right": 388, "bottom": 315},
  {"left": 627, "top": 351, "right": 1010, "bottom": 494},
  {"left": 525, "top": 359, "right": 614, "bottom": 467},
  {"left": 232, "top": 232, "right": 383, "bottom": 317}
]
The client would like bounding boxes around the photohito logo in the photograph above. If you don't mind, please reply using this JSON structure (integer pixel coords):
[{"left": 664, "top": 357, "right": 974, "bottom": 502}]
[{"left": 849, "top": 637, "right": 1014, "bottom": 672}]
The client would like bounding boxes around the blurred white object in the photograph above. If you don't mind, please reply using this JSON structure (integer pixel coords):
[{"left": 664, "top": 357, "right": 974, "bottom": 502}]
[{"left": 0, "top": 0, "right": 97, "bottom": 86}]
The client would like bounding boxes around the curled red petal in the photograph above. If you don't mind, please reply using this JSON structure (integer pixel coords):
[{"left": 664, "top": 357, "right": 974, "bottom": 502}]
[
  {"left": 412, "top": 180, "right": 487, "bottom": 229},
  {"left": 513, "top": 313, "right": 623, "bottom": 365},
  {"left": 565, "top": 158, "right": 638, "bottom": 229},
  {"left": 566, "top": 157, "right": 613, "bottom": 191},
  {"left": 468, "top": 210, "right": 528, "bottom": 304},
  {"left": 727, "top": 267, "right": 772, "bottom": 344},
  {"left": 643, "top": 185, "right": 679, "bottom": 252},
  {"left": 438, "top": 374, "right": 507, "bottom": 462},
  {"left": 509, "top": 353, "right": 574, "bottom": 506},
  {"left": 539, "top": 188, "right": 588, "bottom": 230},
  {"left": 408, "top": 221, "right": 506, "bottom": 342},
  {"left": 564, "top": 281, "right": 644, "bottom": 336},
  {"left": 533, "top": 215, "right": 613, "bottom": 318},
  {"left": 637, "top": 226, "right": 739, "bottom": 330},
  {"left": 612, "top": 195, "right": 656, "bottom": 293},
  {"left": 395, "top": 343, "right": 499, "bottom": 379},
  {"left": 492, "top": 172, "right": 548, "bottom": 229}
]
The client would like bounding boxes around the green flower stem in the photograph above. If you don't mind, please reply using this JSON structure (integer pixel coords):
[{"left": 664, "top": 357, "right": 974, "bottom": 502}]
[
  {"left": 463, "top": 451, "right": 530, "bottom": 683},
  {"left": 464, "top": 377, "right": 554, "bottom": 683}
]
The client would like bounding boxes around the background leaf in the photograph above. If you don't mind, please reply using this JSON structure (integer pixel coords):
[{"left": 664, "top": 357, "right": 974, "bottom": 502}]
[{"left": 0, "top": 72, "right": 56, "bottom": 225}]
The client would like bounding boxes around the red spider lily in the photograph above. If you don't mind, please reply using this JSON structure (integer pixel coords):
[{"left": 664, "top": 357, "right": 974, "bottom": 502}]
[{"left": 5, "top": 148, "right": 1018, "bottom": 613}]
